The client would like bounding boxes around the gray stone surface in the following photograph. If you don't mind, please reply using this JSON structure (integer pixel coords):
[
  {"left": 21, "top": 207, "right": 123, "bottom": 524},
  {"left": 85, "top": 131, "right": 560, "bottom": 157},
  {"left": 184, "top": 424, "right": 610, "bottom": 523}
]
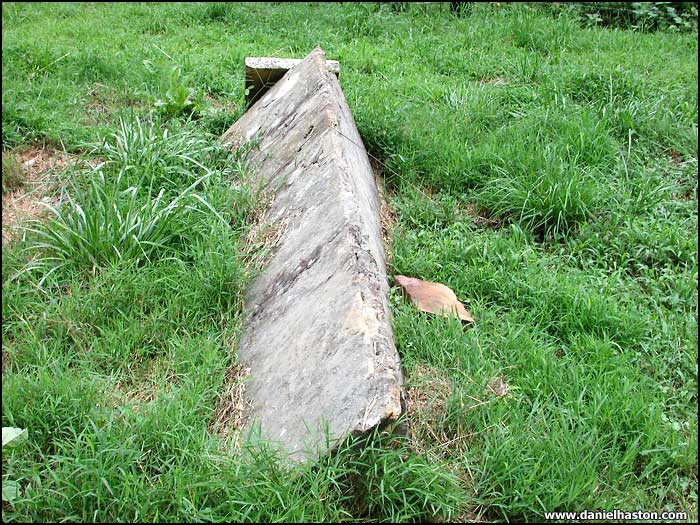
[
  {"left": 244, "top": 56, "right": 340, "bottom": 104},
  {"left": 222, "top": 48, "right": 402, "bottom": 462}
]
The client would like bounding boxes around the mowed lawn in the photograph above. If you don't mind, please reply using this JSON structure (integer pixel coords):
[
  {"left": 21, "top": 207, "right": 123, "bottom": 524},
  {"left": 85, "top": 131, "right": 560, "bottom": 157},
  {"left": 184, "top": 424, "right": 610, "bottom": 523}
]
[{"left": 2, "top": 2, "right": 697, "bottom": 522}]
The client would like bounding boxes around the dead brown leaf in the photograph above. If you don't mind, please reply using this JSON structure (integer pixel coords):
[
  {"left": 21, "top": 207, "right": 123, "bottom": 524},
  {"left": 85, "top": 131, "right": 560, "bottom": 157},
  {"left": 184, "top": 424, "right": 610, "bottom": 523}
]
[{"left": 395, "top": 275, "right": 474, "bottom": 323}]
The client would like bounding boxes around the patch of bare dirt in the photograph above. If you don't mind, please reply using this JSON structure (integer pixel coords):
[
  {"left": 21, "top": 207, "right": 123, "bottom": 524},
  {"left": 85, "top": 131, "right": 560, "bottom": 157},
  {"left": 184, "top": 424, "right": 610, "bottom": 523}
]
[
  {"left": 485, "top": 375, "right": 510, "bottom": 398},
  {"left": 204, "top": 94, "right": 239, "bottom": 113},
  {"left": 105, "top": 358, "right": 190, "bottom": 416},
  {"left": 405, "top": 365, "right": 509, "bottom": 455},
  {"left": 241, "top": 190, "right": 289, "bottom": 271},
  {"left": 2, "top": 146, "right": 103, "bottom": 246},
  {"left": 108, "top": 379, "right": 155, "bottom": 413},
  {"left": 370, "top": 157, "right": 397, "bottom": 255},
  {"left": 2, "top": 146, "right": 71, "bottom": 246},
  {"left": 210, "top": 363, "right": 252, "bottom": 448},
  {"left": 17, "top": 145, "right": 73, "bottom": 175},
  {"left": 1, "top": 351, "right": 10, "bottom": 374},
  {"left": 404, "top": 364, "right": 454, "bottom": 455},
  {"left": 460, "top": 202, "right": 503, "bottom": 230},
  {"left": 405, "top": 365, "right": 486, "bottom": 521},
  {"left": 83, "top": 84, "right": 113, "bottom": 125},
  {"left": 83, "top": 83, "right": 144, "bottom": 125},
  {"left": 668, "top": 149, "right": 684, "bottom": 165}
]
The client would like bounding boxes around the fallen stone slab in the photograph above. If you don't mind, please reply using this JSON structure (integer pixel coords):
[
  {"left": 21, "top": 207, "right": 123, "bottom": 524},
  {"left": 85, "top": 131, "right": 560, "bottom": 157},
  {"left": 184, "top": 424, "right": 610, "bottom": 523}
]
[
  {"left": 244, "top": 56, "right": 340, "bottom": 104},
  {"left": 222, "top": 48, "right": 402, "bottom": 462}
]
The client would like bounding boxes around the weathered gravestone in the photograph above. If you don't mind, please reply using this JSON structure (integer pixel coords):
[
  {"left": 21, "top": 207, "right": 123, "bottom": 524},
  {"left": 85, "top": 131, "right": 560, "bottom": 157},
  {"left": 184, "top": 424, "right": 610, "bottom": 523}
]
[
  {"left": 222, "top": 48, "right": 402, "bottom": 461},
  {"left": 244, "top": 56, "right": 340, "bottom": 104}
]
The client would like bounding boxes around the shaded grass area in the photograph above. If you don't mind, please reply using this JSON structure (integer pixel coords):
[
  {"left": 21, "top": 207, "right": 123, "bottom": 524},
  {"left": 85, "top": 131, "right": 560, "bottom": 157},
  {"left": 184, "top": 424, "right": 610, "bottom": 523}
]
[{"left": 2, "top": 2, "right": 698, "bottom": 522}]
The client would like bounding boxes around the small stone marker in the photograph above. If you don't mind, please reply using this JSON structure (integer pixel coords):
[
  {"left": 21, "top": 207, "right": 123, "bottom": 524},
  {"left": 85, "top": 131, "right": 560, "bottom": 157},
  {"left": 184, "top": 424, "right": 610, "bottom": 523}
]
[
  {"left": 223, "top": 48, "right": 402, "bottom": 462},
  {"left": 244, "top": 56, "right": 340, "bottom": 104}
]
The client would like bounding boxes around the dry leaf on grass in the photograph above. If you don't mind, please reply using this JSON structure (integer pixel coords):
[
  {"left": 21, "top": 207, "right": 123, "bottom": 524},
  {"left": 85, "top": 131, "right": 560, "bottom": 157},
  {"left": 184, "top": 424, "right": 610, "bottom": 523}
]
[{"left": 395, "top": 275, "right": 474, "bottom": 323}]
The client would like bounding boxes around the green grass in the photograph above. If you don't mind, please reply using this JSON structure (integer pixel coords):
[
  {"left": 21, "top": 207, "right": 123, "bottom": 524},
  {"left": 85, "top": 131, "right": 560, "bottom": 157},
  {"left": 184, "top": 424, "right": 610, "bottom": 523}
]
[
  {"left": 2, "top": 151, "right": 26, "bottom": 194},
  {"left": 2, "top": 2, "right": 697, "bottom": 522}
]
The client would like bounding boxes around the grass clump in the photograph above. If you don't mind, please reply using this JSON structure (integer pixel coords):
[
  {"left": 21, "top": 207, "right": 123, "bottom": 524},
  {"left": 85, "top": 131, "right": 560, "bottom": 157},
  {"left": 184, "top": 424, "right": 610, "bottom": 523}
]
[
  {"left": 473, "top": 152, "right": 602, "bottom": 238},
  {"left": 2, "top": 150, "right": 26, "bottom": 194},
  {"left": 17, "top": 117, "right": 243, "bottom": 280},
  {"left": 24, "top": 171, "right": 213, "bottom": 277},
  {"left": 97, "top": 116, "right": 218, "bottom": 187}
]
